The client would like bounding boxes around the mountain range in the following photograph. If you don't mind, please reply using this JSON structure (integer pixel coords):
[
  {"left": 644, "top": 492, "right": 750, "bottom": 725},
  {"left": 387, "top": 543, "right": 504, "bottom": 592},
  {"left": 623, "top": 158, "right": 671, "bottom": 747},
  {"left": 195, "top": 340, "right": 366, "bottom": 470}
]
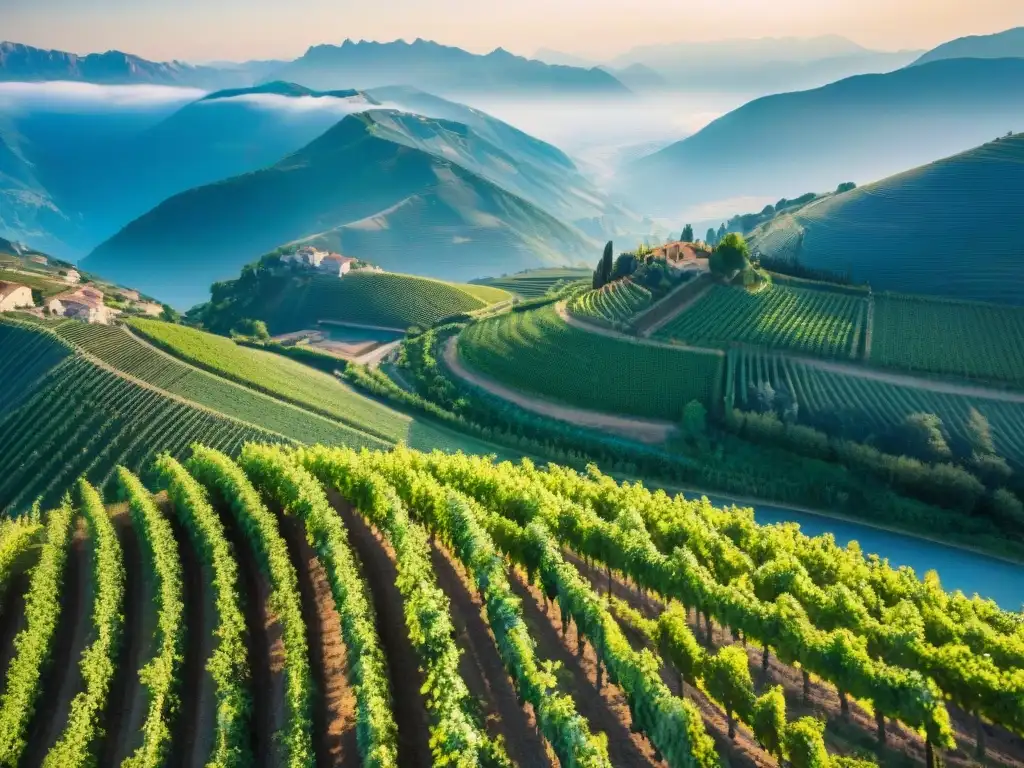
[
  {"left": 748, "top": 133, "right": 1024, "bottom": 305},
  {"left": 616, "top": 57, "right": 1024, "bottom": 216},
  {"left": 910, "top": 26, "right": 1024, "bottom": 67},
  {"left": 80, "top": 109, "right": 600, "bottom": 307}
]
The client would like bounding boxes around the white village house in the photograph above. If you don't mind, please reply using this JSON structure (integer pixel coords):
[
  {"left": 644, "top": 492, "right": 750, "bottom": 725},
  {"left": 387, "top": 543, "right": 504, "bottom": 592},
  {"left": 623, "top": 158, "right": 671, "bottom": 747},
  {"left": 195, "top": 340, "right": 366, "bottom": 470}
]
[
  {"left": 63, "top": 269, "right": 81, "bottom": 284},
  {"left": 282, "top": 246, "right": 357, "bottom": 277},
  {"left": 0, "top": 281, "right": 34, "bottom": 312},
  {"left": 319, "top": 252, "right": 357, "bottom": 277},
  {"left": 48, "top": 285, "right": 114, "bottom": 324}
]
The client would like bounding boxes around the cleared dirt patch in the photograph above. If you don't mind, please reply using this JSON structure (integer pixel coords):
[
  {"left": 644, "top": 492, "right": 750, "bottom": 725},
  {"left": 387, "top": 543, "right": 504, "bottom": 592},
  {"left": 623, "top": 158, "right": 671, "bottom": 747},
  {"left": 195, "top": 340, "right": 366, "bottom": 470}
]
[
  {"left": 279, "top": 514, "right": 361, "bottom": 768},
  {"left": 168, "top": 512, "right": 217, "bottom": 768},
  {"left": 331, "top": 496, "right": 433, "bottom": 768},
  {"left": 506, "top": 565, "right": 662, "bottom": 767},
  {"left": 216, "top": 504, "right": 286, "bottom": 767},
  {"left": 102, "top": 507, "right": 157, "bottom": 766},
  {"left": 430, "top": 542, "right": 554, "bottom": 767},
  {"left": 24, "top": 518, "right": 91, "bottom": 766}
]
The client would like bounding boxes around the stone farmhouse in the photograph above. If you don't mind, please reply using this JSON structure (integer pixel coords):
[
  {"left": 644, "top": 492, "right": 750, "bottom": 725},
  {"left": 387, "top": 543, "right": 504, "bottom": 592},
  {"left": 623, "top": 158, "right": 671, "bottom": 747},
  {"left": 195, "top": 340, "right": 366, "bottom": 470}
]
[
  {"left": 0, "top": 281, "right": 34, "bottom": 312},
  {"left": 283, "top": 246, "right": 358, "bottom": 277},
  {"left": 47, "top": 285, "right": 114, "bottom": 324}
]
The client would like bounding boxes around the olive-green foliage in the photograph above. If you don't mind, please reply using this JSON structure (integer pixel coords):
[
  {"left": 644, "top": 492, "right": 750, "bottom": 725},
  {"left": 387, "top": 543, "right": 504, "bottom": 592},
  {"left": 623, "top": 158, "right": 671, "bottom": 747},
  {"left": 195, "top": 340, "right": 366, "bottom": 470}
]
[
  {"left": 751, "top": 686, "right": 788, "bottom": 760},
  {"left": 117, "top": 467, "right": 186, "bottom": 768},
  {"left": 785, "top": 717, "right": 831, "bottom": 768},
  {"left": 154, "top": 454, "right": 252, "bottom": 767},
  {"left": 0, "top": 497, "right": 75, "bottom": 765},
  {"left": 186, "top": 447, "right": 314, "bottom": 768},
  {"left": 44, "top": 480, "right": 126, "bottom": 768}
]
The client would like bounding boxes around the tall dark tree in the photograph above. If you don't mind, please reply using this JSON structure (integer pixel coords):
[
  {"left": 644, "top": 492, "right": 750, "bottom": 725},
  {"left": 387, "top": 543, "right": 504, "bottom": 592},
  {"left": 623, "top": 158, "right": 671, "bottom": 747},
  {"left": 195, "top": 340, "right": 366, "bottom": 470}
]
[
  {"left": 706, "top": 227, "right": 717, "bottom": 246},
  {"left": 600, "top": 241, "right": 614, "bottom": 286},
  {"left": 681, "top": 224, "right": 694, "bottom": 242},
  {"left": 717, "top": 223, "right": 727, "bottom": 242}
]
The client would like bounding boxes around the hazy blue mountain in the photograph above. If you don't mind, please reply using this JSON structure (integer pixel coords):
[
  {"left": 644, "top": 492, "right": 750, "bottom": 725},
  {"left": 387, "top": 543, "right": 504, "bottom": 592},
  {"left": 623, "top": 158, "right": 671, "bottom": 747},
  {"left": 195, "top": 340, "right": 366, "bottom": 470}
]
[
  {"left": 747, "top": 134, "right": 1024, "bottom": 304},
  {"left": 81, "top": 110, "right": 598, "bottom": 307},
  {"left": 911, "top": 27, "right": 1024, "bottom": 66},
  {"left": 616, "top": 57, "right": 1024, "bottom": 216},
  {"left": 265, "top": 38, "right": 631, "bottom": 97},
  {"left": 532, "top": 48, "right": 597, "bottom": 68},
  {"left": 608, "top": 35, "right": 919, "bottom": 91},
  {"left": 0, "top": 41, "right": 245, "bottom": 87},
  {"left": 599, "top": 63, "right": 668, "bottom": 92}
]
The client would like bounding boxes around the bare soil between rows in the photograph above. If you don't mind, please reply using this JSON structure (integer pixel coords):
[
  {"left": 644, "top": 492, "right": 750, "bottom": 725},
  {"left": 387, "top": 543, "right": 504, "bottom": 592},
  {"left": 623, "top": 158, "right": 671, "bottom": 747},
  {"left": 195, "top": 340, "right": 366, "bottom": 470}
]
[{"left": 278, "top": 513, "right": 362, "bottom": 768}]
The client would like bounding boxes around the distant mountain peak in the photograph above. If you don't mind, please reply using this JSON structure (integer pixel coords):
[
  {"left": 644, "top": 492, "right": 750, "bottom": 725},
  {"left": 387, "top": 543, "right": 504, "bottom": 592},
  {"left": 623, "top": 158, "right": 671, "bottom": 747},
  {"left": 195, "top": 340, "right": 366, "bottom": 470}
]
[{"left": 911, "top": 26, "right": 1024, "bottom": 66}]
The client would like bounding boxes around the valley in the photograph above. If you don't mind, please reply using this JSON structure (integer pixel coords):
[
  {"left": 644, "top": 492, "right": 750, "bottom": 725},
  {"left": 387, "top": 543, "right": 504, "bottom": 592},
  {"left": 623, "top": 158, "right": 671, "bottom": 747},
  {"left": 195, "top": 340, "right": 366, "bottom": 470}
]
[{"left": 2, "top": 14, "right": 1024, "bottom": 768}]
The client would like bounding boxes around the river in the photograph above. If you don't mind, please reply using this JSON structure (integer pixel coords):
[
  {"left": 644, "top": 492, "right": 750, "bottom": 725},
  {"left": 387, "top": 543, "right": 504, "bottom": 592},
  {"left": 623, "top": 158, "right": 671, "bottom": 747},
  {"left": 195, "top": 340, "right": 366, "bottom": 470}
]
[{"left": 687, "top": 494, "right": 1024, "bottom": 611}]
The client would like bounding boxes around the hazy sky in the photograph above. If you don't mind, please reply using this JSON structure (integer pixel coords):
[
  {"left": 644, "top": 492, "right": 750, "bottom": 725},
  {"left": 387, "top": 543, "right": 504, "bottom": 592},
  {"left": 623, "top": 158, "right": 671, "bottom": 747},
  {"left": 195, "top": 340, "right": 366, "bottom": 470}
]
[{"left": 3, "top": 0, "right": 1022, "bottom": 62}]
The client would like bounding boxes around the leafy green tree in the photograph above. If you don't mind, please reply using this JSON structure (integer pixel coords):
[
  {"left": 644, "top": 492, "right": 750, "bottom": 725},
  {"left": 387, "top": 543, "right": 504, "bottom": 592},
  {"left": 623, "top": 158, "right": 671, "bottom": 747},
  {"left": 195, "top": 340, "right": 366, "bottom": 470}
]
[
  {"left": 681, "top": 224, "right": 694, "bottom": 242},
  {"left": 751, "top": 686, "right": 787, "bottom": 760},
  {"left": 991, "top": 488, "right": 1024, "bottom": 527},
  {"left": 711, "top": 233, "right": 751, "bottom": 276},
  {"left": 160, "top": 304, "right": 181, "bottom": 324},
  {"left": 30, "top": 288, "right": 44, "bottom": 307},
  {"left": 836, "top": 182, "right": 857, "bottom": 193},
  {"left": 965, "top": 407, "right": 996, "bottom": 456},
  {"left": 900, "top": 413, "right": 952, "bottom": 463},
  {"left": 682, "top": 400, "right": 707, "bottom": 438},
  {"left": 705, "top": 645, "right": 755, "bottom": 739},
  {"left": 232, "top": 318, "right": 270, "bottom": 340}
]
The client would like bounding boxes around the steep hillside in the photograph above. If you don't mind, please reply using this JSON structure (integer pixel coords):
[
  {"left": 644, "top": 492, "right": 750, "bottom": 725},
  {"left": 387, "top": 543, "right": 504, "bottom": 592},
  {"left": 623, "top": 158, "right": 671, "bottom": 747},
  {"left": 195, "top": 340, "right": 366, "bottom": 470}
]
[
  {"left": 617, "top": 58, "right": 1024, "bottom": 215},
  {"left": 265, "top": 38, "right": 630, "bottom": 96},
  {"left": 82, "top": 111, "right": 595, "bottom": 307},
  {"left": 747, "top": 134, "right": 1024, "bottom": 304},
  {"left": 911, "top": 27, "right": 1024, "bottom": 66},
  {"left": 192, "top": 268, "right": 493, "bottom": 334}
]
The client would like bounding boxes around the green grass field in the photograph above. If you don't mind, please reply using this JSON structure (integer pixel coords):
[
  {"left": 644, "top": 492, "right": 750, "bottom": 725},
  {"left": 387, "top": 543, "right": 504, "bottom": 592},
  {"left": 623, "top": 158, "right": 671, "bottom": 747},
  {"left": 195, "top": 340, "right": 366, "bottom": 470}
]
[
  {"left": 453, "top": 282, "right": 513, "bottom": 304},
  {"left": 0, "top": 321, "right": 280, "bottom": 512},
  {"left": 728, "top": 348, "right": 1024, "bottom": 468},
  {"left": 472, "top": 268, "right": 592, "bottom": 298},
  {"left": 458, "top": 304, "right": 725, "bottom": 420},
  {"left": 567, "top": 279, "right": 652, "bottom": 326},
  {"left": 655, "top": 284, "right": 867, "bottom": 359},
  {"left": 870, "top": 293, "right": 1024, "bottom": 386},
  {"left": 748, "top": 135, "right": 1024, "bottom": 305},
  {"left": 260, "top": 272, "right": 493, "bottom": 332},
  {"left": 0, "top": 269, "right": 68, "bottom": 298}
]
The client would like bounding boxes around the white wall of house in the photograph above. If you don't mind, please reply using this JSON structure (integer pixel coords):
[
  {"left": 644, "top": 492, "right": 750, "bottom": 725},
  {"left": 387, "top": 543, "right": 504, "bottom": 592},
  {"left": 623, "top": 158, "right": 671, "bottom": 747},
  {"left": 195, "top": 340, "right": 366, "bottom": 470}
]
[{"left": 0, "top": 285, "right": 33, "bottom": 312}]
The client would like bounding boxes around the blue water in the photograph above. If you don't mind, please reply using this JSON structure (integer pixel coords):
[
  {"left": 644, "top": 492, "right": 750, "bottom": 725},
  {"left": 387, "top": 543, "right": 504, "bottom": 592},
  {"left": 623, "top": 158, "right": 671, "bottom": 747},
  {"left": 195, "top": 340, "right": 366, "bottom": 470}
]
[{"left": 686, "top": 494, "right": 1024, "bottom": 611}]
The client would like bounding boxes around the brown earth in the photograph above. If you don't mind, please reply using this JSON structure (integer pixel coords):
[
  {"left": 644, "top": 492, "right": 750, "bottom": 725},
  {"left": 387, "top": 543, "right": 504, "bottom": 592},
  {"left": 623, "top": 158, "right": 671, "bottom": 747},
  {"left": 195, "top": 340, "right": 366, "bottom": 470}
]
[
  {"left": 216, "top": 503, "right": 286, "bottom": 767},
  {"left": 168, "top": 510, "right": 218, "bottom": 768},
  {"left": 330, "top": 495, "right": 433, "bottom": 768},
  {"left": 278, "top": 514, "right": 362, "bottom": 768},
  {"left": 101, "top": 506, "right": 158, "bottom": 767},
  {"left": 506, "top": 564, "right": 664, "bottom": 767},
  {"left": 429, "top": 542, "right": 554, "bottom": 767},
  {"left": 24, "top": 518, "right": 91, "bottom": 766}
]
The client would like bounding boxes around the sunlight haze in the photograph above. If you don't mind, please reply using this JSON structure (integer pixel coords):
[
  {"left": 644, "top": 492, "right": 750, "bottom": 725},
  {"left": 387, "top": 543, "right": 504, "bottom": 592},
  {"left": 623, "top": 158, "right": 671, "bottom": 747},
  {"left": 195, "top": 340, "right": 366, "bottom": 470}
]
[{"left": 4, "top": 0, "right": 1022, "bottom": 61}]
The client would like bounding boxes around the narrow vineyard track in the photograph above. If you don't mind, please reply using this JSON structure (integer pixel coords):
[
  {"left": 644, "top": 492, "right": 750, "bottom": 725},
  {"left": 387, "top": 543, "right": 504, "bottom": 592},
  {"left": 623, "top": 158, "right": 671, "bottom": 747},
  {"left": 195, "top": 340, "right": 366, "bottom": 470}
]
[
  {"left": 216, "top": 503, "right": 286, "bottom": 767},
  {"left": 101, "top": 507, "right": 156, "bottom": 767},
  {"left": 169, "top": 512, "right": 217, "bottom": 768},
  {"left": 24, "top": 520, "right": 91, "bottom": 766},
  {"left": 331, "top": 497, "right": 433, "bottom": 768},
  {"left": 278, "top": 514, "right": 362, "bottom": 768},
  {"left": 506, "top": 566, "right": 661, "bottom": 768},
  {"left": 429, "top": 543, "right": 554, "bottom": 768}
]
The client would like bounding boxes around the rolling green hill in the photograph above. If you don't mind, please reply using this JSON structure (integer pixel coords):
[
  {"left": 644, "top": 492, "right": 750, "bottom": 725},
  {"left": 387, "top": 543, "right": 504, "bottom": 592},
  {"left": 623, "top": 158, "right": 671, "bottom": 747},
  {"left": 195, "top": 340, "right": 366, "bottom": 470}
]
[
  {"left": 747, "top": 134, "right": 1024, "bottom": 305},
  {"left": 192, "top": 269, "right": 501, "bottom": 334},
  {"left": 82, "top": 110, "right": 594, "bottom": 308},
  {"left": 458, "top": 304, "right": 725, "bottom": 420},
  {"left": 471, "top": 267, "right": 593, "bottom": 298}
]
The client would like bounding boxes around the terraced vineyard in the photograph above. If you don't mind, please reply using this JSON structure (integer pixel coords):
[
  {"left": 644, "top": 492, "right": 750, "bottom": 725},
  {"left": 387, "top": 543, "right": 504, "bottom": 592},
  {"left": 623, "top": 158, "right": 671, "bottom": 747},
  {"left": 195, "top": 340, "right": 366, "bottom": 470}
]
[
  {"left": 459, "top": 304, "right": 725, "bottom": 420},
  {"left": 656, "top": 284, "right": 867, "bottom": 359},
  {"left": 1, "top": 443, "right": 1021, "bottom": 768},
  {"left": 472, "top": 267, "right": 593, "bottom": 298},
  {"left": 870, "top": 293, "right": 1024, "bottom": 385},
  {"left": 567, "top": 279, "right": 653, "bottom": 327},
  {"left": 0, "top": 321, "right": 279, "bottom": 512},
  {"left": 258, "top": 272, "right": 495, "bottom": 332},
  {"left": 727, "top": 348, "right": 1024, "bottom": 467}
]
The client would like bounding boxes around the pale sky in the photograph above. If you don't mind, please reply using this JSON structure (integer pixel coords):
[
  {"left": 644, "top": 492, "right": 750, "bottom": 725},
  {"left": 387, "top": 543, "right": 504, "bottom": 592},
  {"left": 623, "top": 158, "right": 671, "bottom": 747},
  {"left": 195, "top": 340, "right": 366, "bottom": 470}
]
[{"left": 2, "top": 0, "right": 1022, "bottom": 63}]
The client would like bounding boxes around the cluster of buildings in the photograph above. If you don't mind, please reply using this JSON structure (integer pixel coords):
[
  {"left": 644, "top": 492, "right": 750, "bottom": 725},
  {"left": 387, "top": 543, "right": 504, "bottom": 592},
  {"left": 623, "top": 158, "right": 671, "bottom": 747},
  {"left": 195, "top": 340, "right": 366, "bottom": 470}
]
[
  {"left": 282, "top": 246, "right": 359, "bottom": 277},
  {"left": 650, "top": 240, "right": 712, "bottom": 264},
  {"left": 0, "top": 280, "right": 114, "bottom": 324}
]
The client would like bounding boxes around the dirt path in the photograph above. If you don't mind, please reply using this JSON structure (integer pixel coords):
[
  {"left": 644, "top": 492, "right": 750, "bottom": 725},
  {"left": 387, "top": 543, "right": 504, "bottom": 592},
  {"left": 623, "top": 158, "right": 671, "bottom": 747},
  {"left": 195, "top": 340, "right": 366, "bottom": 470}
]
[
  {"left": 169, "top": 512, "right": 217, "bottom": 768},
  {"left": 279, "top": 514, "right": 362, "bottom": 768},
  {"left": 102, "top": 507, "right": 157, "bottom": 767},
  {"left": 444, "top": 336, "right": 677, "bottom": 445},
  {"left": 330, "top": 496, "right": 433, "bottom": 768},
  {"left": 506, "top": 566, "right": 663, "bottom": 767},
  {"left": 217, "top": 505, "right": 286, "bottom": 768},
  {"left": 430, "top": 543, "right": 554, "bottom": 767},
  {"left": 353, "top": 340, "right": 402, "bottom": 369},
  {"left": 556, "top": 300, "right": 725, "bottom": 356},
  {"left": 633, "top": 274, "right": 715, "bottom": 338},
  {"left": 24, "top": 519, "right": 91, "bottom": 766}
]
